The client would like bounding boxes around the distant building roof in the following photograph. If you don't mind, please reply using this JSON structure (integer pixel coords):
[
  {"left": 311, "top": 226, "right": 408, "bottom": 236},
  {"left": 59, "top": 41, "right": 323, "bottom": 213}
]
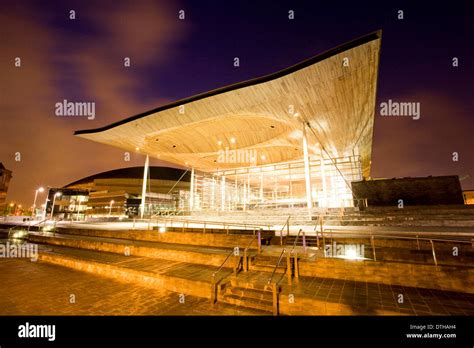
[
  {"left": 64, "top": 166, "right": 190, "bottom": 188},
  {"left": 0, "top": 163, "right": 12, "bottom": 174}
]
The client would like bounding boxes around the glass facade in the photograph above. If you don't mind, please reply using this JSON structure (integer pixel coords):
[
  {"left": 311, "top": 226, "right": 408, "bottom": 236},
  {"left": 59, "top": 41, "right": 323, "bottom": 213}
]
[{"left": 189, "top": 155, "right": 362, "bottom": 211}]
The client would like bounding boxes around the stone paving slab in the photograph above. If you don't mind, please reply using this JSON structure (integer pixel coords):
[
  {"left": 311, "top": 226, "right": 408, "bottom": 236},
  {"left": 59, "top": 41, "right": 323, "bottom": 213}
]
[
  {"left": 233, "top": 270, "right": 474, "bottom": 315},
  {"left": 41, "top": 244, "right": 474, "bottom": 315},
  {"left": 40, "top": 244, "right": 233, "bottom": 283},
  {"left": 0, "top": 259, "right": 266, "bottom": 316},
  {"left": 4, "top": 239, "right": 473, "bottom": 315}
]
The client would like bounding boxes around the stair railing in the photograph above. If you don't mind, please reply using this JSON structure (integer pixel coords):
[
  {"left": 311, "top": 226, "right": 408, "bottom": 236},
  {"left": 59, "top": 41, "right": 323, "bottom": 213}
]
[
  {"left": 8, "top": 217, "right": 50, "bottom": 240},
  {"left": 279, "top": 216, "right": 290, "bottom": 246},
  {"left": 265, "top": 247, "right": 287, "bottom": 315},
  {"left": 243, "top": 234, "right": 260, "bottom": 272},
  {"left": 314, "top": 228, "right": 473, "bottom": 266},
  {"left": 315, "top": 213, "right": 326, "bottom": 252},
  {"left": 210, "top": 248, "right": 240, "bottom": 304}
]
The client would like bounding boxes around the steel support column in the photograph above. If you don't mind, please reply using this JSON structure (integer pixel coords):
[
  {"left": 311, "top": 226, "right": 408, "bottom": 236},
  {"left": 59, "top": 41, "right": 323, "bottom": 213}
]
[
  {"left": 140, "top": 155, "right": 149, "bottom": 219},
  {"left": 189, "top": 167, "right": 195, "bottom": 211},
  {"left": 302, "top": 124, "right": 313, "bottom": 212}
]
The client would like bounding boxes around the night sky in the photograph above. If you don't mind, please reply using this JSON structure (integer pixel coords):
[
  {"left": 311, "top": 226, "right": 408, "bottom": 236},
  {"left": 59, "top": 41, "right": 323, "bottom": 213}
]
[{"left": 1, "top": 0, "right": 473, "bottom": 206}]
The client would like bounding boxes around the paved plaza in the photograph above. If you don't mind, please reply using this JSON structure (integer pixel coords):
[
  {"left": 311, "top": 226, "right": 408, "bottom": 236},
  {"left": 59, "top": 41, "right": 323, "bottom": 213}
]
[
  {"left": 0, "top": 258, "right": 264, "bottom": 316},
  {"left": 1, "top": 255, "right": 474, "bottom": 316}
]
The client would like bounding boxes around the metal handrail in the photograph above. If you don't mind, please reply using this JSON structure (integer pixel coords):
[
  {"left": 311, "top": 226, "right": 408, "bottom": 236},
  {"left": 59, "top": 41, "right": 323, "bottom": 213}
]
[
  {"left": 8, "top": 217, "right": 49, "bottom": 239},
  {"left": 212, "top": 249, "right": 236, "bottom": 280},
  {"left": 268, "top": 225, "right": 303, "bottom": 284},
  {"left": 153, "top": 215, "right": 272, "bottom": 232},
  {"left": 267, "top": 248, "right": 287, "bottom": 285},
  {"left": 244, "top": 234, "right": 258, "bottom": 253},
  {"left": 279, "top": 216, "right": 290, "bottom": 245},
  {"left": 265, "top": 229, "right": 304, "bottom": 313},
  {"left": 320, "top": 228, "right": 473, "bottom": 245},
  {"left": 288, "top": 229, "right": 304, "bottom": 256},
  {"left": 210, "top": 248, "right": 240, "bottom": 304},
  {"left": 317, "top": 227, "right": 473, "bottom": 266},
  {"left": 242, "top": 234, "right": 260, "bottom": 272}
]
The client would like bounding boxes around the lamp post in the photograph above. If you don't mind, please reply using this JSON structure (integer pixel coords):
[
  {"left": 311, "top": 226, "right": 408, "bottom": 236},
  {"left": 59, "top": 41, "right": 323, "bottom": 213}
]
[
  {"left": 50, "top": 192, "right": 61, "bottom": 220},
  {"left": 76, "top": 197, "right": 82, "bottom": 222},
  {"left": 32, "top": 187, "right": 44, "bottom": 218},
  {"left": 42, "top": 187, "right": 51, "bottom": 221},
  {"left": 108, "top": 200, "right": 114, "bottom": 217}
]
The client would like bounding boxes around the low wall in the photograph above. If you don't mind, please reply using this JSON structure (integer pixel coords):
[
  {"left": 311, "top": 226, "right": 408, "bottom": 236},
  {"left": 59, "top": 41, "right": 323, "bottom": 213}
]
[
  {"left": 56, "top": 227, "right": 254, "bottom": 248},
  {"left": 38, "top": 252, "right": 211, "bottom": 299},
  {"left": 29, "top": 234, "right": 229, "bottom": 267},
  {"left": 352, "top": 176, "right": 464, "bottom": 206},
  {"left": 299, "top": 258, "right": 474, "bottom": 294}
]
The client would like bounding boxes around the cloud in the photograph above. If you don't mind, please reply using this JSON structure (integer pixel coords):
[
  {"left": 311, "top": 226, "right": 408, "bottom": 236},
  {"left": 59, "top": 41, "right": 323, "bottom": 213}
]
[{"left": 0, "top": 1, "right": 188, "bottom": 205}]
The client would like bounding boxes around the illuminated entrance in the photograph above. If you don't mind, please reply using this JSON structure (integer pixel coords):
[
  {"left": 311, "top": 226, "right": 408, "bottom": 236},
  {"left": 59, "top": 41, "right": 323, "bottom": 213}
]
[{"left": 190, "top": 154, "right": 362, "bottom": 211}]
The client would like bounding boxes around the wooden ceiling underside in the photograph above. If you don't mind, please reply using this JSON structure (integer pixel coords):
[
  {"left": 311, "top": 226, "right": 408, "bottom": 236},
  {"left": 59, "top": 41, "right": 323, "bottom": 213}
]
[{"left": 76, "top": 33, "right": 381, "bottom": 178}]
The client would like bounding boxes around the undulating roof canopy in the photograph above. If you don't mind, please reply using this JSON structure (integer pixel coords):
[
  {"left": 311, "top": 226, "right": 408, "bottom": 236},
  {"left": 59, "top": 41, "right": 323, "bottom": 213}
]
[{"left": 75, "top": 31, "right": 381, "bottom": 178}]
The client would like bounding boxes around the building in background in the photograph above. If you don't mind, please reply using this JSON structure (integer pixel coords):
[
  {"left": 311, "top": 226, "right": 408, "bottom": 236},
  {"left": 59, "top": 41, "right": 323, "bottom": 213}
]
[
  {"left": 463, "top": 190, "right": 474, "bottom": 205},
  {"left": 75, "top": 31, "right": 382, "bottom": 214},
  {"left": 46, "top": 166, "right": 190, "bottom": 219},
  {"left": 0, "top": 163, "right": 13, "bottom": 214},
  {"left": 351, "top": 176, "right": 465, "bottom": 207},
  {"left": 44, "top": 188, "right": 89, "bottom": 221}
]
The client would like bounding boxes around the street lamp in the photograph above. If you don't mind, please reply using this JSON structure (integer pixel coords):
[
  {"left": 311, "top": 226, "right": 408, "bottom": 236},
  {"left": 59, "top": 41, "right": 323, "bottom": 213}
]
[
  {"left": 76, "top": 197, "right": 83, "bottom": 222},
  {"left": 32, "top": 187, "right": 44, "bottom": 217},
  {"left": 42, "top": 187, "right": 51, "bottom": 221},
  {"left": 50, "top": 192, "right": 62, "bottom": 220},
  {"left": 108, "top": 200, "right": 114, "bottom": 217}
]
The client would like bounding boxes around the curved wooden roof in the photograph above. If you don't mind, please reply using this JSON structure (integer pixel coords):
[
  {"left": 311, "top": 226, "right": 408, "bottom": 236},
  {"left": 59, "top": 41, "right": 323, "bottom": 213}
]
[{"left": 75, "top": 31, "right": 382, "bottom": 178}]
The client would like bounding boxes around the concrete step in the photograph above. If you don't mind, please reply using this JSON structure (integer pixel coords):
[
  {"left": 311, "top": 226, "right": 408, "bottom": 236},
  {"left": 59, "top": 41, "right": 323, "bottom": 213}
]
[
  {"left": 54, "top": 226, "right": 259, "bottom": 248},
  {"left": 226, "top": 286, "right": 273, "bottom": 302},
  {"left": 33, "top": 244, "right": 220, "bottom": 299},
  {"left": 251, "top": 264, "right": 287, "bottom": 273},
  {"left": 251, "top": 254, "right": 281, "bottom": 262},
  {"left": 28, "top": 232, "right": 235, "bottom": 268},
  {"left": 221, "top": 293, "right": 273, "bottom": 313},
  {"left": 252, "top": 258, "right": 286, "bottom": 267}
]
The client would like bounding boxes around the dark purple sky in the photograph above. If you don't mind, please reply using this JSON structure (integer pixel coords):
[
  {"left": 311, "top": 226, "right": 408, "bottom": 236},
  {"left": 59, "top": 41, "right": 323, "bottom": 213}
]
[{"left": 1, "top": 0, "right": 473, "bottom": 206}]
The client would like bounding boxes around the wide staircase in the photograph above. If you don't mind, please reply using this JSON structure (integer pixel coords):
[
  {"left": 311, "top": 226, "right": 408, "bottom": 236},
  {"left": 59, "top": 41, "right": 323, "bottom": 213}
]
[
  {"left": 1, "top": 205, "right": 474, "bottom": 316},
  {"left": 185, "top": 205, "right": 474, "bottom": 228},
  {"left": 219, "top": 279, "right": 274, "bottom": 314}
]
